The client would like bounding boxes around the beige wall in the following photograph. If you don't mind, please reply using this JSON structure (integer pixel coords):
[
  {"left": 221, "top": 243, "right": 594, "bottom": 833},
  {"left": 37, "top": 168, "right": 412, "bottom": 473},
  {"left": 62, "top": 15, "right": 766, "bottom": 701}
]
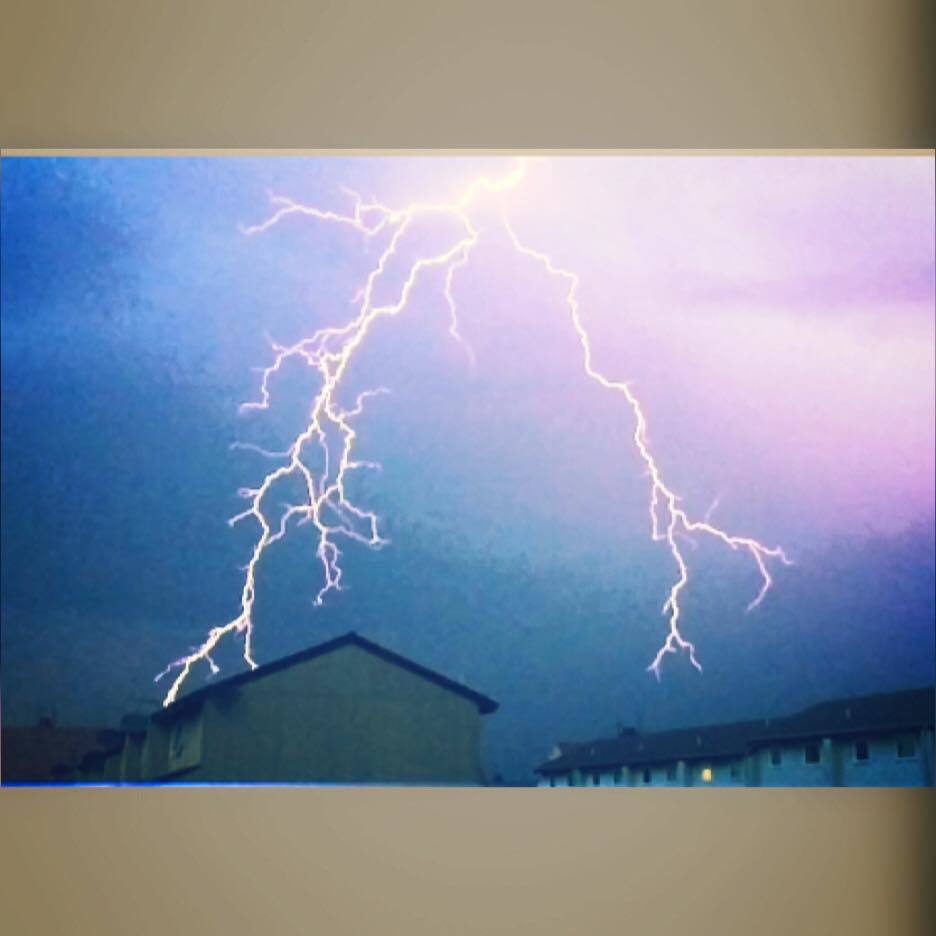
[{"left": 144, "top": 645, "right": 486, "bottom": 784}]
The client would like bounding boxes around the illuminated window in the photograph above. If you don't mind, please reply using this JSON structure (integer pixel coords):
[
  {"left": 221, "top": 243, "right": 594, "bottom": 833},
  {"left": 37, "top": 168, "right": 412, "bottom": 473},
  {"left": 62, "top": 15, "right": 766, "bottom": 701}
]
[
  {"left": 804, "top": 743, "right": 821, "bottom": 764},
  {"left": 700, "top": 766, "right": 713, "bottom": 783},
  {"left": 853, "top": 740, "right": 869, "bottom": 762},
  {"left": 769, "top": 747, "right": 782, "bottom": 766},
  {"left": 897, "top": 737, "right": 917, "bottom": 759}
]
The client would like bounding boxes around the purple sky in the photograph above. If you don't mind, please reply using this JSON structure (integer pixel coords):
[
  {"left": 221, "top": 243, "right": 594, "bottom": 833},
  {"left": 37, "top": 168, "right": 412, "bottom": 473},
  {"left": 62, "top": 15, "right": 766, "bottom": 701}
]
[{"left": 490, "top": 156, "right": 935, "bottom": 543}]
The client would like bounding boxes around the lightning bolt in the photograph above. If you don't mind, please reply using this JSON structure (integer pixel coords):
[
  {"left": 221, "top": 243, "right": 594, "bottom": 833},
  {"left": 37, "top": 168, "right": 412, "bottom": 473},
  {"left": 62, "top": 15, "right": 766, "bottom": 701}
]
[{"left": 157, "top": 157, "right": 791, "bottom": 705}]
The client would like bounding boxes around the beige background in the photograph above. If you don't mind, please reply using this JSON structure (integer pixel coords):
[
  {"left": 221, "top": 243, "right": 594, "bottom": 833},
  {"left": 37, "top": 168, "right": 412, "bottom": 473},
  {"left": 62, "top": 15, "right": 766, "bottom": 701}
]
[
  {"left": 1, "top": 1, "right": 934, "bottom": 934},
  {"left": 1, "top": 0, "right": 933, "bottom": 148}
]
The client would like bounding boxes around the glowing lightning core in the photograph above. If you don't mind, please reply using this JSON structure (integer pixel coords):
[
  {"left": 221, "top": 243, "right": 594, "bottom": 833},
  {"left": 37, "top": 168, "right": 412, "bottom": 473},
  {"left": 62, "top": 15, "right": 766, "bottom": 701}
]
[{"left": 157, "top": 158, "right": 791, "bottom": 706}]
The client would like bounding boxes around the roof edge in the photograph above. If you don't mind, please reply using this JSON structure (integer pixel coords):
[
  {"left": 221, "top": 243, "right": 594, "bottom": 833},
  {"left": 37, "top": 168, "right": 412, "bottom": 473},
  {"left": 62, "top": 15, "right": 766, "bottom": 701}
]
[{"left": 154, "top": 631, "right": 499, "bottom": 721}]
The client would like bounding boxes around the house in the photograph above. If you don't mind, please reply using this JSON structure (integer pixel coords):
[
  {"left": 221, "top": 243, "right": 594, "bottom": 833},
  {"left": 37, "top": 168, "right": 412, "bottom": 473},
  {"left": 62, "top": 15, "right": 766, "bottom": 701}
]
[
  {"left": 1, "top": 718, "right": 123, "bottom": 783},
  {"left": 535, "top": 686, "right": 935, "bottom": 788},
  {"left": 98, "top": 631, "right": 499, "bottom": 785}
]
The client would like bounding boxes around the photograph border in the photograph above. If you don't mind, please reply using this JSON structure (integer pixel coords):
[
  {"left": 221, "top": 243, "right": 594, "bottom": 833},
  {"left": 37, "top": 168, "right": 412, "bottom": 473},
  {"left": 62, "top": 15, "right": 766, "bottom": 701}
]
[{"left": 1, "top": 3, "right": 934, "bottom": 934}]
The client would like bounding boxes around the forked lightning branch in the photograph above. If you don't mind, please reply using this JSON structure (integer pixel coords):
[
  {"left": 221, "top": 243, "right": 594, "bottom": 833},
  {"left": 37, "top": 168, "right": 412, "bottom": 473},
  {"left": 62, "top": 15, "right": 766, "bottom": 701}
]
[{"left": 156, "top": 159, "right": 792, "bottom": 706}]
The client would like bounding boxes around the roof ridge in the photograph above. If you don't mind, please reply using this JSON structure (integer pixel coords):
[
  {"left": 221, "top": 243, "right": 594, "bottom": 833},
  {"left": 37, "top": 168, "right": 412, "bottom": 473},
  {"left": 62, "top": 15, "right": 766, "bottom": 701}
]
[{"left": 154, "top": 629, "right": 499, "bottom": 719}]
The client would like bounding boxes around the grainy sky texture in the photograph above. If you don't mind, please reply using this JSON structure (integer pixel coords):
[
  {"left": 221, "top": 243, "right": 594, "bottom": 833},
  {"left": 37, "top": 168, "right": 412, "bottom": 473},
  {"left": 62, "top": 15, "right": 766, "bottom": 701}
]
[{"left": 2, "top": 156, "right": 933, "bottom": 780}]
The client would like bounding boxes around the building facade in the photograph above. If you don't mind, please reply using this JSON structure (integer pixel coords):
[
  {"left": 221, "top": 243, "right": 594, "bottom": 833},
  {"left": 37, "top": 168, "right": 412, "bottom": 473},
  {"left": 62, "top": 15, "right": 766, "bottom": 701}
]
[
  {"left": 74, "top": 632, "right": 498, "bottom": 785},
  {"left": 535, "top": 687, "right": 935, "bottom": 788},
  {"left": 1, "top": 720, "right": 123, "bottom": 783}
]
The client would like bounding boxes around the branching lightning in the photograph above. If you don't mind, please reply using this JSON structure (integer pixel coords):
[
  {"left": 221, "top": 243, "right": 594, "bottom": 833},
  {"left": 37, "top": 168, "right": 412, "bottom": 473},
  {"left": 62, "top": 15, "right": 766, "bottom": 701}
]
[{"left": 157, "top": 157, "right": 792, "bottom": 706}]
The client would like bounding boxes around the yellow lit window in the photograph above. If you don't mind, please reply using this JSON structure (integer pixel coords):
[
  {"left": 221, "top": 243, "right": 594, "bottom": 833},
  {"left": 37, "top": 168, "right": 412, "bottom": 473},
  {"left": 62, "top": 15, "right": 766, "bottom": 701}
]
[{"left": 700, "top": 767, "right": 713, "bottom": 783}]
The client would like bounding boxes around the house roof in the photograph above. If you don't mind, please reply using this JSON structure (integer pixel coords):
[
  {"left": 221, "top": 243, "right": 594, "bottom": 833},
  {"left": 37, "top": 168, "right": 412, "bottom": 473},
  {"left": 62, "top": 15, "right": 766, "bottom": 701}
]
[
  {"left": 748, "top": 687, "right": 936, "bottom": 743},
  {"left": 1, "top": 721, "right": 122, "bottom": 783},
  {"left": 154, "top": 631, "right": 499, "bottom": 721},
  {"left": 536, "top": 686, "right": 935, "bottom": 775},
  {"left": 538, "top": 719, "right": 766, "bottom": 774}
]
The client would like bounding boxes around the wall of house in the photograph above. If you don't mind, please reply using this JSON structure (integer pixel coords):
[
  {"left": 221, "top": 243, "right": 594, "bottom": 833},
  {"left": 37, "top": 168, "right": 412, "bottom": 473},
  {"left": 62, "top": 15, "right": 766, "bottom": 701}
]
[
  {"left": 538, "top": 774, "right": 569, "bottom": 787},
  {"left": 837, "top": 731, "right": 932, "bottom": 787},
  {"left": 630, "top": 764, "right": 681, "bottom": 787},
  {"left": 750, "top": 732, "right": 933, "bottom": 787},
  {"left": 749, "top": 739, "right": 837, "bottom": 787},
  {"left": 140, "top": 718, "right": 172, "bottom": 780},
  {"left": 118, "top": 734, "right": 145, "bottom": 782},
  {"left": 684, "top": 759, "right": 745, "bottom": 787},
  {"left": 143, "top": 644, "right": 486, "bottom": 784}
]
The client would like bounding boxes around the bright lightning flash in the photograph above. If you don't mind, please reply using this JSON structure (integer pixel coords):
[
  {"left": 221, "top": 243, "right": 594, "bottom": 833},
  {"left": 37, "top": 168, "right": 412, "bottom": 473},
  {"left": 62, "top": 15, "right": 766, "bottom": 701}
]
[{"left": 157, "top": 158, "right": 792, "bottom": 706}]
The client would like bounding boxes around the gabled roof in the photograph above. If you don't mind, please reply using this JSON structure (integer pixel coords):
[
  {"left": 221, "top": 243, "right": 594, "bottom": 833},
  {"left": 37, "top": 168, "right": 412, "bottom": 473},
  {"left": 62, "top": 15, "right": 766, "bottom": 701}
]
[
  {"left": 537, "top": 686, "right": 935, "bottom": 775},
  {"left": 154, "top": 631, "right": 499, "bottom": 721}
]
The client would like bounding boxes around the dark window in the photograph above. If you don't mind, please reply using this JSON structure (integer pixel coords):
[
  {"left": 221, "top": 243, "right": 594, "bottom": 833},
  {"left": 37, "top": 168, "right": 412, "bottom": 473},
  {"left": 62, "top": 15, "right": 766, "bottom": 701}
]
[
  {"left": 897, "top": 737, "right": 917, "bottom": 759},
  {"left": 170, "top": 722, "right": 186, "bottom": 759},
  {"left": 550, "top": 776, "right": 556, "bottom": 787},
  {"left": 614, "top": 768, "right": 624, "bottom": 785},
  {"left": 804, "top": 743, "right": 821, "bottom": 764},
  {"left": 642, "top": 768, "right": 652, "bottom": 784},
  {"left": 592, "top": 772, "right": 601, "bottom": 786},
  {"left": 568, "top": 774, "right": 576, "bottom": 787},
  {"left": 769, "top": 747, "right": 782, "bottom": 767},
  {"left": 854, "top": 740, "right": 869, "bottom": 762},
  {"left": 665, "top": 763, "right": 677, "bottom": 782},
  {"left": 729, "top": 762, "right": 741, "bottom": 780}
]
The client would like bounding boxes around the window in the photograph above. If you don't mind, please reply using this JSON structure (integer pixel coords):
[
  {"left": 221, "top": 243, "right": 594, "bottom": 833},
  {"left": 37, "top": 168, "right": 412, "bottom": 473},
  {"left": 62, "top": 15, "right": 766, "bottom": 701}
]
[
  {"left": 769, "top": 747, "right": 782, "bottom": 767},
  {"left": 614, "top": 768, "right": 624, "bottom": 785},
  {"left": 729, "top": 762, "right": 741, "bottom": 781},
  {"left": 804, "top": 743, "right": 821, "bottom": 764},
  {"left": 166, "top": 711, "right": 203, "bottom": 774},
  {"left": 549, "top": 776, "right": 556, "bottom": 788},
  {"left": 592, "top": 772, "right": 601, "bottom": 786},
  {"left": 665, "top": 763, "right": 677, "bottom": 782},
  {"left": 700, "top": 766, "right": 713, "bottom": 783},
  {"left": 568, "top": 774, "right": 576, "bottom": 787},
  {"left": 853, "top": 740, "right": 869, "bottom": 762},
  {"left": 642, "top": 768, "right": 652, "bottom": 784},
  {"left": 169, "top": 722, "right": 186, "bottom": 760},
  {"left": 897, "top": 736, "right": 917, "bottom": 759}
]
